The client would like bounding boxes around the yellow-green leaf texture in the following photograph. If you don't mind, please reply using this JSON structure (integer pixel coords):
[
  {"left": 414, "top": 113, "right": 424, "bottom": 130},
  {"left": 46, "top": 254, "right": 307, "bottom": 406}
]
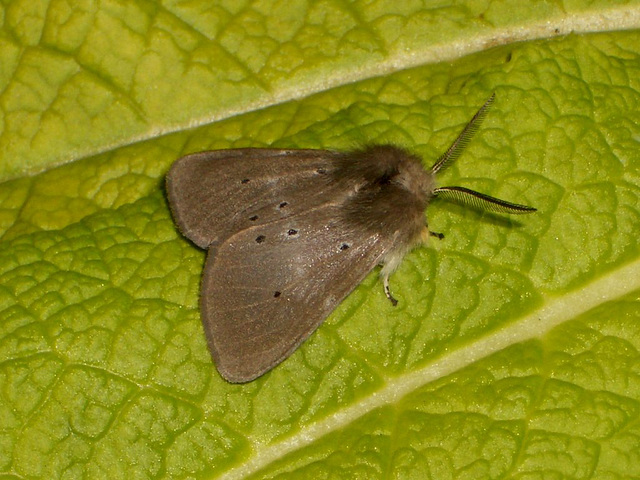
[{"left": 1, "top": 1, "right": 639, "bottom": 479}]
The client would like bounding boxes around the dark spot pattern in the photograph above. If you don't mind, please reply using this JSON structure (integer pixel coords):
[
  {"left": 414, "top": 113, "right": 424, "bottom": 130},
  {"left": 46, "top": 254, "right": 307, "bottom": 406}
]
[
  {"left": 256, "top": 235, "right": 266, "bottom": 243},
  {"left": 316, "top": 168, "right": 327, "bottom": 175},
  {"left": 279, "top": 201, "right": 288, "bottom": 208},
  {"left": 287, "top": 229, "right": 298, "bottom": 236},
  {"left": 249, "top": 215, "right": 258, "bottom": 221},
  {"left": 340, "top": 243, "right": 350, "bottom": 251},
  {"left": 273, "top": 291, "right": 281, "bottom": 298},
  {"left": 241, "top": 178, "right": 250, "bottom": 184}
]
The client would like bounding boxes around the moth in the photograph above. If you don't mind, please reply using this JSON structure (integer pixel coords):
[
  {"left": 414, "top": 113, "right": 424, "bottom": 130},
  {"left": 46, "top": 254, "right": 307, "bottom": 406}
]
[{"left": 166, "top": 94, "right": 536, "bottom": 382}]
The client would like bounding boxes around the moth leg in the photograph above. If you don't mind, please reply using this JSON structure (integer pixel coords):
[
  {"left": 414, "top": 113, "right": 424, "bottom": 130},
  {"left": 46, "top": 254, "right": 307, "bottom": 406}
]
[
  {"left": 383, "top": 275, "right": 399, "bottom": 307},
  {"left": 421, "top": 226, "right": 444, "bottom": 242}
]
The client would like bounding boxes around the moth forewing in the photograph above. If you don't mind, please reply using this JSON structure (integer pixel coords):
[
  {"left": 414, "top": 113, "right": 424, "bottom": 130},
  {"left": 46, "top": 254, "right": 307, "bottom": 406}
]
[
  {"left": 199, "top": 196, "right": 395, "bottom": 382},
  {"left": 166, "top": 148, "right": 338, "bottom": 249}
]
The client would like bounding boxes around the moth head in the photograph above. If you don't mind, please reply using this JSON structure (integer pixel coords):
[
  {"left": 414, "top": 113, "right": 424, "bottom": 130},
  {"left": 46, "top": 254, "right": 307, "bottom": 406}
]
[
  {"left": 346, "top": 145, "right": 436, "bottom": 204},
  {"left": 393, "top": 152, "right": 437, "bottom": 202}
]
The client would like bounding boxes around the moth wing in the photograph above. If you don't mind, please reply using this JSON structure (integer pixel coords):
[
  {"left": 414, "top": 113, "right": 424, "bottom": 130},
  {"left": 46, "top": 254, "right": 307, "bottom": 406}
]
[
  {"left": 201, "top": 204, "right": 392, "bottom": 383},
  {"left": 166, "top": 149, "right": 338, "bottom": 248}
]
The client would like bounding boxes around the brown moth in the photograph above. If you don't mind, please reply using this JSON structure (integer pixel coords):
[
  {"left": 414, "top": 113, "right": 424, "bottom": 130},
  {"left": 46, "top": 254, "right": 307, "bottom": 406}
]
[{"left": 166, "top": 94, "right": 536, "bottom": 383}]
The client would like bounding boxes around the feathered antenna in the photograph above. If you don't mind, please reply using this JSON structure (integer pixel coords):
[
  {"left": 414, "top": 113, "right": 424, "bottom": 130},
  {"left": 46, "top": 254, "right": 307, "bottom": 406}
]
[
  {"left": 433, "top": 186, "right": 536, "bottom": 214},
  {"left": 430, "top": 93, "right": 495, "bottom": 175},
  {"left": 431, "top": 94, "right": 537, "bottom": 215}
]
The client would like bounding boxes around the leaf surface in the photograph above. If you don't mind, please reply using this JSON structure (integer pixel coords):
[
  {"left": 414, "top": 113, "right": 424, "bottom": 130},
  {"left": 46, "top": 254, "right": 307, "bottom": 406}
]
[{"left": 1, "top": 1, "right": 639, "bottom": 479}]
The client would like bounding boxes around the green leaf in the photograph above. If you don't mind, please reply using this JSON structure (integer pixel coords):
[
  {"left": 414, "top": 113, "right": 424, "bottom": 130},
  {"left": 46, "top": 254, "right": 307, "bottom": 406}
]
[{"left": 1, "top": 1, "right": 640, "bottom": 479}]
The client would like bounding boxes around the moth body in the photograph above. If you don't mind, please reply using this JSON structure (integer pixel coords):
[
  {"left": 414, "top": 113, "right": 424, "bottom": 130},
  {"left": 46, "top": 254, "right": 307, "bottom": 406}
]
[{"left": 166, "top": 94, "right": 536, "bottom": 382}]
